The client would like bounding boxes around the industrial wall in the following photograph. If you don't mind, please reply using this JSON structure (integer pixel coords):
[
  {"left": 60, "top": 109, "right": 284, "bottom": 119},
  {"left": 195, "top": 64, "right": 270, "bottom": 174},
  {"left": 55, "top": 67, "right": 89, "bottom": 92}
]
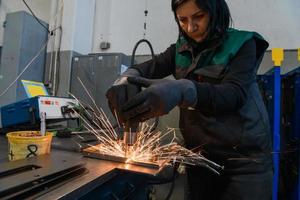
[
  {"left": 91, "top": 0, "right": 178, "bottom": 55},
  {"left": 0, "top": 0, "right": 50, "bottom": 46},
  {"left": 91, "top": 0, "right": 300, "bottom": 54},
  {"left": 0, "top": 0, "right": 299, "bottom": 54},
  {"left": 0, "top": 0, "right": 299, "bottom": 99},
  {"left": 228, "top": 0, "right": 300, "bottom": 50}
]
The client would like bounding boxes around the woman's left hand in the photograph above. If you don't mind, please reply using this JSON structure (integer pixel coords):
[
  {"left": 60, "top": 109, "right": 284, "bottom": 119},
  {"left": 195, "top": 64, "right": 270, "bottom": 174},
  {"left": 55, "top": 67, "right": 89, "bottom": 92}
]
[{"left": 121, "top": 76, "right": 197, "bottom": 123}]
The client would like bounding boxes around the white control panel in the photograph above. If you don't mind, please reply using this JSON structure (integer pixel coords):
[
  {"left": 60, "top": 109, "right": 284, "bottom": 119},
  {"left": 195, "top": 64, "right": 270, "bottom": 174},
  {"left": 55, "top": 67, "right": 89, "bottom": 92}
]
[{"left": 38, "top": 96, "right": 79, "bottom": 119}]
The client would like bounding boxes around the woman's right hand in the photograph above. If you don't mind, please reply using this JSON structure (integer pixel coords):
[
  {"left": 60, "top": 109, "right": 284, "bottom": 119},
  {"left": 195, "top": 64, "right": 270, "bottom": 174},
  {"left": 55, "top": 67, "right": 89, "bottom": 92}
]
[{"left": 105, "top": 68, "right": 141, "bottom": 124}]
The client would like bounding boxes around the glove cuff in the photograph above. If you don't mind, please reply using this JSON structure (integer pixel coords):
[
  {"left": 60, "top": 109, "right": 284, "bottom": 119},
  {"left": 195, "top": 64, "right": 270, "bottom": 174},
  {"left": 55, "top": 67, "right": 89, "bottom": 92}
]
[
  {"left": 122, "top": 67, "right": 141, "bottom": 77},
  {"left": 178, "top": 79, "right": 198, "bottom": 109},
  {"left": 113, "top": 68, "right": 140, "bottom": 85}
]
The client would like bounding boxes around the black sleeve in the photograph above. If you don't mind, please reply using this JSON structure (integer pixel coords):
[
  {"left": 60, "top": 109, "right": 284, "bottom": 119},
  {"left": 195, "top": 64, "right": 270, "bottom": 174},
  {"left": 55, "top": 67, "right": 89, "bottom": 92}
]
[
  {"left": 194, "top": 38, "right": 258, "bottom": 114},
  {"left": 131, "top": 44, "right": 176, "bottom": 79}
]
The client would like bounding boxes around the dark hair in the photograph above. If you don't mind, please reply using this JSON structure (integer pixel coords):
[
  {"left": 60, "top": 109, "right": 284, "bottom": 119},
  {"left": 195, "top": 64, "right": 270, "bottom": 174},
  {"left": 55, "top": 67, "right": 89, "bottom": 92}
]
[{"left": 171, "top": 0, "right": 232, "bottom": 42}]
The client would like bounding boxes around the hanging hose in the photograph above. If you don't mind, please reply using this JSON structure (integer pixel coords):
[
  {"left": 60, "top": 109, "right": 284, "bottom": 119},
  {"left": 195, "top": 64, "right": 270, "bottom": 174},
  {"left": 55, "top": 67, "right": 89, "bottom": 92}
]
[
  {"left": 130, "top": 39, "right": 159, "bottom": 132},
  {"left": 130, "top": 39, "right": 155, "bottom": 75}
]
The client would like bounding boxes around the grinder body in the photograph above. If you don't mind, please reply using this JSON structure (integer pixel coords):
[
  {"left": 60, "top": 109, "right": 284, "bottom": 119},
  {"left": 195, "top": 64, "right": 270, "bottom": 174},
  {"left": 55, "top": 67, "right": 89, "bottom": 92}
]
[{"left": 123, "top": 121, "right": 138, "bottom": 156}]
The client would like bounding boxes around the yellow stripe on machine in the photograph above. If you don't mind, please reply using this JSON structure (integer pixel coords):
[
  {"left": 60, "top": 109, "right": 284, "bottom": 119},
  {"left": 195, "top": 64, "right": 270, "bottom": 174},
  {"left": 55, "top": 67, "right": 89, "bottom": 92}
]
[{"left": 271, "top": 48, "right": 284, "bottom": 67}]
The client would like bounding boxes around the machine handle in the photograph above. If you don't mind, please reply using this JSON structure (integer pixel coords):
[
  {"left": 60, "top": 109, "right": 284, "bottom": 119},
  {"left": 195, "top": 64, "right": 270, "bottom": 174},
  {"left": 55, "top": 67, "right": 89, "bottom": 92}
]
[
  {"left": 28, "top": 106, "right": 36, "bottom": 125},
  {"left": 5, "top": 106, "right": 16, "bottom": 112},
  {"left": 108, "top": 192, "right": 120, "bottom": 200},
  {"left": 122, "top": 182, "right": 135, "bottom": 199},
  {"left": 107, "top": 182, "right": 136, "bottom": 200},
  {"left": 20, "top": 100, "right": 31, "bottom": 108}
]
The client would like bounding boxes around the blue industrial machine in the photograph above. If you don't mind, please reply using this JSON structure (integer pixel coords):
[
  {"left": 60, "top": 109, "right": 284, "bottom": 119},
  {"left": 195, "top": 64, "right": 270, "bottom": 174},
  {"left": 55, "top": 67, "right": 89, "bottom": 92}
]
[
  {"left": 1, "top": 96, "right": 78, "bottom": 129},
  {"left": 257, "top": 71, "right": 275, "bottom": 132},
  {"left": 281, "top": 67, "right": 300, "bottom": 200},
  {"left": 282, "top": 67, "right": 300, "bottom": 143},
  {"left": 257, "top": 66, "right": 300, "bottom": 200}
]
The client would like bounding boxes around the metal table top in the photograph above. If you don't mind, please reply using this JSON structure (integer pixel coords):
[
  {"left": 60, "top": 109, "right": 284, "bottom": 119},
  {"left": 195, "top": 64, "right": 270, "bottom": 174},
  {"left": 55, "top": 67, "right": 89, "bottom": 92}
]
[{"left": 0, "top": 134, "right": 171, "bottom": 199}]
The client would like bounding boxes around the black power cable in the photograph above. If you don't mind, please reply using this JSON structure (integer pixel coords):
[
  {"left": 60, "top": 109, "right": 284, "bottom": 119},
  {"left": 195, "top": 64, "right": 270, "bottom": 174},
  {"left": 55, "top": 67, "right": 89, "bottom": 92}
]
[
  {"left": 22, "top": 0, "right": 51, "bottom": 34},
  {"left": 130, "top": 39, "right": 155, "bottom": 71},
  {"left": 130, "top": 39, "right": 159, "bottom": 132}
]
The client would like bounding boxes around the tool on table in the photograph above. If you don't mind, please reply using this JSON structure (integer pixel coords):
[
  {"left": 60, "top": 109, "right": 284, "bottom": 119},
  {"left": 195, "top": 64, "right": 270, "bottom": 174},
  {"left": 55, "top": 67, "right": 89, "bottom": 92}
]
[
  {"left": 40, "top": 111, "right": 46, "bottom": 136},
  {"left": 109, "top": 83, "right": 140, "bottom": 157}
]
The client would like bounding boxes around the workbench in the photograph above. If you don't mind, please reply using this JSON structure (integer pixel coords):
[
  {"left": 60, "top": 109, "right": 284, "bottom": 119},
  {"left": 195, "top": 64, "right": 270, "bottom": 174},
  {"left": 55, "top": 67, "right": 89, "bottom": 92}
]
[{"left": 0, "top": 134, "right": 172, "bottom": 199}]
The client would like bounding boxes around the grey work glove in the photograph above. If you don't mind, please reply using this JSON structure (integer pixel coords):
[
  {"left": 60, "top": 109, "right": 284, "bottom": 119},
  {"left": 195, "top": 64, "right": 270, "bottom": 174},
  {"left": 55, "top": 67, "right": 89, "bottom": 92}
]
[
  {"left": 121, "top": 76, "right": 198, "bottom": 123},
  {"left": 106, "top": 68, "right": 141, "bottom": 124},
  {"left": 112, "top": 68, "right": 141, "bottom": 85}
]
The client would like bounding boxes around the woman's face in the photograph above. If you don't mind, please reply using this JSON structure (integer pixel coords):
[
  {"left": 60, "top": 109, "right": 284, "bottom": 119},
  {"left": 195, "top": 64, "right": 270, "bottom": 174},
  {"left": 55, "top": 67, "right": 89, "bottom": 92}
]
[{"left": 176, "top": 0, "right": 209, "bottom": 42}]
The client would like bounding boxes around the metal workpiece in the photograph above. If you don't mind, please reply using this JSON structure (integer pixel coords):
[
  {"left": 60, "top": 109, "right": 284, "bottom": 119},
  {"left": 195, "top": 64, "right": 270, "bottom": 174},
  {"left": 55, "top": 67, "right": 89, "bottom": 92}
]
[{"left": 83, "top": 145, "right": 160, "bottom": 170}]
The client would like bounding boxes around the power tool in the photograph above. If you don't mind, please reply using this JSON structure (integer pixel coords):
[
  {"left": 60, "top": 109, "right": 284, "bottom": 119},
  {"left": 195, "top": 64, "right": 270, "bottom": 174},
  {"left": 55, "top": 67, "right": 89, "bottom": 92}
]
[{"left": 123, "top": 121, "right": 138, "bottom": 157}]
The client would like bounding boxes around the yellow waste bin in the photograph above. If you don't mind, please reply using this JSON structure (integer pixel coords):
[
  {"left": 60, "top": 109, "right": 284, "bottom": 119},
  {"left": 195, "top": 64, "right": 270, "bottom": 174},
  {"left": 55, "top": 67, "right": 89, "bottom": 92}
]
[{"left": 7, "top": 131, "right": 53, "bottom": 161}]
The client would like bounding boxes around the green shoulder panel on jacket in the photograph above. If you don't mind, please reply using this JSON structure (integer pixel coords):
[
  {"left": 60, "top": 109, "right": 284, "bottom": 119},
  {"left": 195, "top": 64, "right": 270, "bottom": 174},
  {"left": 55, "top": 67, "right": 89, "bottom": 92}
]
[
  {"left": 211, "top": 28, "right": 267, "bottom": 66},
  {"left": 175, "top": 28, "right": 268, "bottom": 71},
  {"left": 175, "top": 36, "right": 192, "bottom": 69}
]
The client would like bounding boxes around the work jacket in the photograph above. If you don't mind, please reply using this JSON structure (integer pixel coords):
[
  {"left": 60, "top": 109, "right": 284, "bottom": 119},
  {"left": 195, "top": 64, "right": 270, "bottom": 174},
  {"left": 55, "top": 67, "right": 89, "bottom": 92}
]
[{"left": 133, "top": 28, "right": 273, "bottom": 173}]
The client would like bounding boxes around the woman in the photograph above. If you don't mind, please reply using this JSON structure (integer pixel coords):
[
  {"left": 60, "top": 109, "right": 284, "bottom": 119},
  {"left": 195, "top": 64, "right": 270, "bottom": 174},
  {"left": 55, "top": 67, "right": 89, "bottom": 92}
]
[{"left": 106, "top": 0, "right": 273, "bottom": 199}]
